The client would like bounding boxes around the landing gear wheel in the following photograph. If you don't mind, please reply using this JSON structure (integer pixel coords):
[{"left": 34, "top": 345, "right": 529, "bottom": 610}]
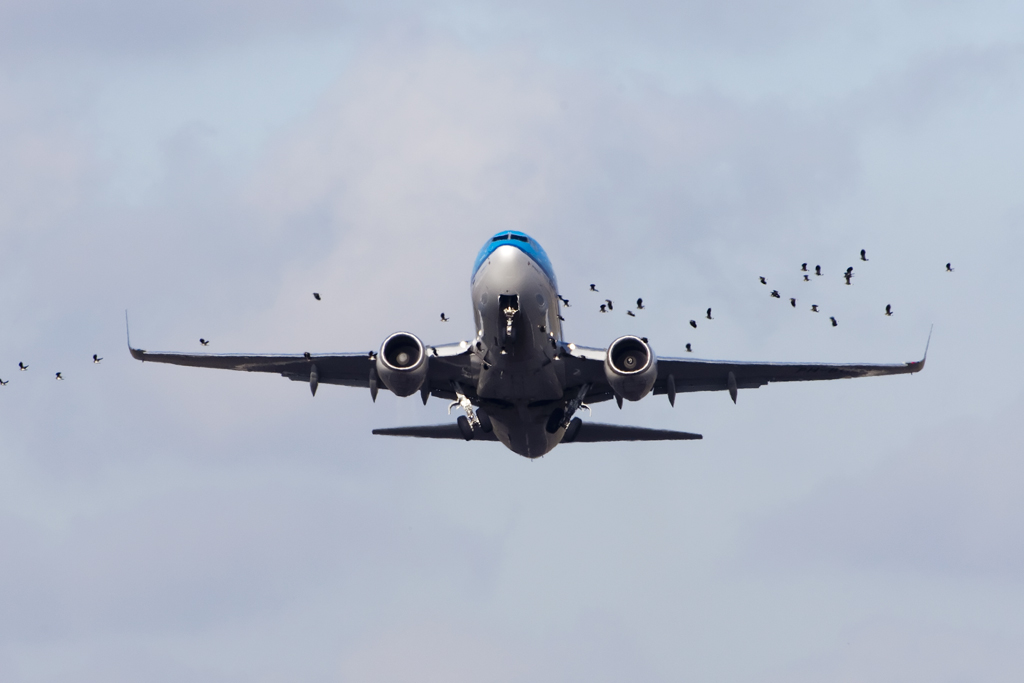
[
  {"left": 545, "top": 407, "right": 565, "bottom": 434},
  {"left": 477, "top": 409, "right": 493, "bottom": 433},
  {"left": 563, "top": 417, "right": 583, "bottom": 443},
  {"left": 456, "top": 415, "right": 474, "bottom": 441}
]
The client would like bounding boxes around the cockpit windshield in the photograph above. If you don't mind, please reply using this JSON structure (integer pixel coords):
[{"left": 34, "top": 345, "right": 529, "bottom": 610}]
[{"left": 472, "top": 231, "right": 557, "bottom": 286}]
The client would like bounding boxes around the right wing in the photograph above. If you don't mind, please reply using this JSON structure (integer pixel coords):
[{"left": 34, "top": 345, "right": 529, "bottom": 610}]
[{"left": 373, "top": 422, "right": 702, "bottom": 442}]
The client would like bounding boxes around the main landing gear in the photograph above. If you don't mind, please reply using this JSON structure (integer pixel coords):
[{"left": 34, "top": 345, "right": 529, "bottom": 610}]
[{"left": 449, "top": 381, "right": 492, "bottom": 441}]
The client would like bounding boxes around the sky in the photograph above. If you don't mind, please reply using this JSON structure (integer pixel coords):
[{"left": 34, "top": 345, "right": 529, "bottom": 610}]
[{"left": 1, "top": 1, "right": 1023, "bottom": 681}]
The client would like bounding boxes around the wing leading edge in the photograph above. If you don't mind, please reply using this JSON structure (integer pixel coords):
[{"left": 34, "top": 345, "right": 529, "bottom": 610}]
[{"left": 373, "top": 423, "right": 702, "bottom": 442}]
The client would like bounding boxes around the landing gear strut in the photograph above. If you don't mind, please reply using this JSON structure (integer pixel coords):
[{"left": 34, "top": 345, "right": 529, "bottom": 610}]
[
  {"left": 448, "top": 381, "right": 492, "bottom": 439},
  {"left": 546, "top": 384, "right": 591, "bottom": 434}
]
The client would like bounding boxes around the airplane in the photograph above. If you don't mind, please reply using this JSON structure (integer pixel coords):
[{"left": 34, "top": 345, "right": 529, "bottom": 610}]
[{"left": 129, "top": 230, "right": 927, "bottom": 458}]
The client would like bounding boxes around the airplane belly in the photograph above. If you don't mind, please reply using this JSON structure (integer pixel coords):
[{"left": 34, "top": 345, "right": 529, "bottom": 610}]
[{"left": 487, "top": 404, "right": 563, "bottom": 458}]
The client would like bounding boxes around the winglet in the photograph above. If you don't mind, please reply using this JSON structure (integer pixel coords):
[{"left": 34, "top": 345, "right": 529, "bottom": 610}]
[
  {"left": 908, "top": 325, "right": 932, "bottom": 373},
  {"left": 126, "top": 310, "right": 146, "bottom": 360}
]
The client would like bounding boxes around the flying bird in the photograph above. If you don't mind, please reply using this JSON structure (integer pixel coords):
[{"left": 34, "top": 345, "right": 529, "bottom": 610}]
[
  {"left": 440, "top": 313, "right": 449, "bottom": 322},
  {"left": 810, "top": 304, "right": 819, "bottom": 312},
  {"left": 557, "top": 314, "right": 565, "bottom": 321},
  {"left": 55, "top": 372, "right": 63, "bottom": 380},
  {"left": 558, "top": 295, "right": 570, "bottom": 307},
  {"left": 605, "top": 299, "right": 613, "bottom": 311},
  {"left": 92, "top": 354, "right": 102, "bottom": 364},
  {"left": 313, "top": 292, "right": 321, "bottom": 301},
  {"left": 885, "top": 304, "right": 893, "bottom": 316},
  {"left": 803, "top": 274, "right": 810, "bottom": 281},
  {"left": 626, "top": 310, "right": 635, "bottom": 317},
  {"left": 844, "top": 271, "right": 853, "bottom": 286},
  {"left": 759, "top": 276, "right": 767, "bottom": 285},
  {"left": 636, "top": 298, "right": 644, "bottom": 310},
  {"left": 590, "top": 284, "right": 599, "bottom": 292},
  {"left": 706, "top": 308, "right": 713, "bottom": 320},
  {"left": 685, "top": 343, "right": 692, "bottom": 353},
  {"left": 18, "top": 362, "right": 27, "bottom": 371},
  {"left": 0, "top": 379, "right": 8, "bottom": 386},
  {"left": 200, "top": 339, "right": 210, "bottom": 346},
  {"left": 689, "top": 320, "right": 697, "bottom": 328},
  {"left": 946, "top": 262, "right": 954, "bottom": 272},
  {"left": 801, "top": 263, "right": 808, "bottom": 272},
  {"left": 860, "top": 249, "right": 868, "bottom": 261},
  {"left": 599, "top": 304, "right": 607, "bottom": 313},
  {"left": 790, "top": 298, "right": 796, "bottom": 307},
  {"left": 815, "top": 265, "right": 822, "bottom": 276},
  {"left": 830, "top": 316, "right": 838, "bottom": 327},
  {"left": 770, "top": 290, "right": 781, "bottom": 298}
]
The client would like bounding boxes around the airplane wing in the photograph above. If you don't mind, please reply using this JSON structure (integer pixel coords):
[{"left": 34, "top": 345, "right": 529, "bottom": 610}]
[
  {"left": 562, "top": 339, "right": 927, "bottom": 404},
  {"left": 128, "top": 342, "right": 477, "bottom": 399}
]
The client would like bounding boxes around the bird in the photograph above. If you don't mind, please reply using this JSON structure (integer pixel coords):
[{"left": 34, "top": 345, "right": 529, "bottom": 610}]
[
  {"left": 946, "top": 262, "right": 954, "bottom": 272},
  {"left": 557, "top": 295, "right": 570, "bottom": 307},
  {"left": 685, "top": 343, "right": 692, "bottom": 353},
  {"left": 759, "top": 276, "right": 767, "bottom": 285},
  {"left": 92, "top": 354, "right": 102, "bottom": 364},
  {"left": 860, "top": 249, "right": 868, "bottom": 261},
  {"left": 790, "top": 298, "right": 796, "bottom": 307},
  {"left": 304, "top": 351, "right": 312, "bottom": 359},
  {"left": 810, "top": 304, "right": 819, "bottom": 312},
  {"left": 706, "top": 308, "right": 713, "bottom": 320},
  {"left": 830, "top": 316, "right": 838, "bottom": 327},
  {"left": 313, "top": 292, "right": 321, "bottom": 301},
  {"left": 440, "top": 313, "right": 449, "bottom": 322},
  {"left": 815, "top": 265, "right": 822, "bottom": 276},
  {"left": 0, "top": 379, "right": 8, "bottom": 386},
  {"left": 801, "top": 263, "right": 808, "bottom": 272},
  {"left": 626, "top": 310, "right": 635, "bottom": 317},
  {"left": 55, "top": 372, "right": 63, "bottom": 380},
  {"left": 557, "top": 314, "right": 565, "bottom": 321},
  {"left": 636, "top": 298, "right": 644, "bottom": 310},
  {"left": 18, "top": 362, "right": 28, "bottom": 371},
  {"left": 771, "top": 290, "right": 781, "bottom": 298},
  {"left": 599, "top": 304, "right": 607, "bottom": 313},
  {"left": 803, "top": 274, "right": 810, "bottom": 281},
  {"left": 200, "top": 339, "right": 210, "bottom": 346},
  {"left": 846, "top": 266, "right": 854, "bottom": 275},
  {"left": 605, "top": 299, "right": 613, "bottom": 311},
  {"left": 844, "top": 271, "right": 853, "bottom": 286},
  {"left": 590, "top": 284, "right": 599, "bottom": 292},
  {"left": 885, "top": 304, "right": 893, "bottom": 316},
  {"left": 689, "top": 320, "right": 697, "bottom": 328}
]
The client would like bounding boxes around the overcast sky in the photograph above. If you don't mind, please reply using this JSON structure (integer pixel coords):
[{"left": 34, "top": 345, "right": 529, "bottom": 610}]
[{"left": 2, "top": 1, "right": 1023, "bottom": 681}]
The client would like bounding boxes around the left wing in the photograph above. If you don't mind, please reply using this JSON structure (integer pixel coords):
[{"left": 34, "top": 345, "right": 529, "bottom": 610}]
[{"left": 129, "top": 342, "right": 476, "bottom": 398}]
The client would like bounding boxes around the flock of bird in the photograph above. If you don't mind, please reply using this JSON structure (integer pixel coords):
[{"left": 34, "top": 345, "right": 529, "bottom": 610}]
[{"left": 2, "top": 259, "right": 956, "bottom": 387}]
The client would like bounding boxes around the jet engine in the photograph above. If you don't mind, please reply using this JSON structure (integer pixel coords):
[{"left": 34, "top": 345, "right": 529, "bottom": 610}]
[
  {"left": 376, "top": 332, "right": 429, "bottom": 397},
  {"left": 604, "top": 335, "right": 657, "bottom": 401}
]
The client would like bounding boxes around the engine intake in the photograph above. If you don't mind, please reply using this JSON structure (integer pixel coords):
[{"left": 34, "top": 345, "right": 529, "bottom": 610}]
[
  {"left": 604, "top": 335, "right": 657, "bottom": 401},
  {"left": 376, "top": 332, "right": 428, "bottom": 397}
]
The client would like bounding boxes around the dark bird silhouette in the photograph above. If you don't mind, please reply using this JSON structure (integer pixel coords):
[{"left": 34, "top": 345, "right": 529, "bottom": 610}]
[
  {"left": 810, "top": 304, "right": 819, "bottom": 312},
  {"left": 626, "top": 310, "right": 635, "bottom": 317},
  {"left": 846, "top": 266, "right": 854, "bottom": 275},
  {"left": 92, "top": 354, "right": 102, "bottom": 364},
  {"left": 590, "top": 284, "right": 599, "bottom": 292},
  {"left": 790, "top": 298, "right": 796, "bottom": 307},
  {"left": 689, "top": 320, "right": 697, "bottom": 328},
  {"left": 557, "top": 314, "right": 565, "bottom": 321},
  {"left": 830, "top": 316, "right": 838, "bottom": 327},
  {"left": 605, "top": 299, "right": 613, "bottom": 311},
  {"left": 771, "top": 290, "right": 781, "bottom": 298},
  {"left": 18, "top": 362, "right": 27, "bottom": 371},
  {"left": 304, "top": 351, "right": 312, "bottom": 359},
  {"left": 685, "top": 343, "right": 692, "bottom": 353},
  {"left": 844, "top": 271, "right": 853, "bottom": 286},
  {"left": 636, "top": 298, "right": 644, "bottom": 310},
  {"left": 557, "top": 295, "right": 570, "bottom": 307},
  {"left": 803, "top": 274, "right": 810, "bottom": 281},
  {"left": 200, "top": 339, "right": 209, "bottom": 346},
  {"left": 815, "top": 265, "right": 822, "bottom": 276},
  {"left": 801, "top": 263, "right": 808, "bottom": 272},
  {"left": 0, "top": 379, "right": 8, "bottom": 386},
  {"left": 860, "top": 249, "right": 868, "bottom": 261},
  {"left": 759, "top": 276, "right": 767, "bottom": 285},
  {"left": 706, "top": 308, "right": 713, "bottom": 320},
  {"left": 885, "top": 304, "right": 893, "bottom": 316},
  {"left": 946, "top": 262, "right": 954, "bottom": 272},
  {"left": 440, "top": 313, "right": 449, "bottom": 322},
  {"left": 313, "top": 292, "right": 321, "bottom": 301},
  {"left": 55, "top": 372, "right": 63, "bottom": 380},
  {"left": 599, "top": 304, "right": 607, "bottom": 313}
]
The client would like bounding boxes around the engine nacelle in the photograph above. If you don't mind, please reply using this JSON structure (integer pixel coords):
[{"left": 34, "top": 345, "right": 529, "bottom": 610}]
[
  {"left": 604, "top": 335, "right": 657, "bottom": 401},
  {"left": 376, "top": 332, "right": 429, "bottom": 397}
]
